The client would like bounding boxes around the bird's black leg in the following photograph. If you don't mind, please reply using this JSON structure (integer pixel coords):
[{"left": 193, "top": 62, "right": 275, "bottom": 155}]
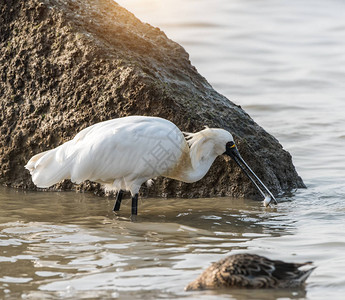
[
  {"left": 113, "top": 190, "right": 124, "bottom": 212},
  {"left": 131, "top": 193, "right": 139, "bottom": 216}
]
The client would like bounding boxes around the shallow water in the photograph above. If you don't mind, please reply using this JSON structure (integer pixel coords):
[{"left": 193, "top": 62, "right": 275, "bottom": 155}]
[
  {"left": 3, "top": 187, "right": 344, "bottom": 300},
  {"left": 2, "top": 0, "right": 345, "bottom": 299}
]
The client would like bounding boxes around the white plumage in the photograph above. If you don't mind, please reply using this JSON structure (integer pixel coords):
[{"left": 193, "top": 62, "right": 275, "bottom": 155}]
[{"left": 26, "top": 115, "right": 276, "bottom": 215}]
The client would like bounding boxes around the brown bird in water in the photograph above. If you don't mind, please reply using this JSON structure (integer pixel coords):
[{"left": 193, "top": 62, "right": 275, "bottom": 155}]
[{"left": 185, "top": 253, "right": 315, "bottom": 291}]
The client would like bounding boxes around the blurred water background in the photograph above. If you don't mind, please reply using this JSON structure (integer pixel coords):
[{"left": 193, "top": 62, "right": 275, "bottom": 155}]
[{"left": 1, "top": 0, "right": 345, "bottom": 299}]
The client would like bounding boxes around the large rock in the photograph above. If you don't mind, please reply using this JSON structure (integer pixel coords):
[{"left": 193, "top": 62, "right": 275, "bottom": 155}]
[{"left": 0, "top": 0, "right": 305, "bottom": 198}]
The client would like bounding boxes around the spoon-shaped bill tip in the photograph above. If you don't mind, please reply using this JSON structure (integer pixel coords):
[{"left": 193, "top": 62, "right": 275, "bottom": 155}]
[{"left": 263, "top": 195, "right": 272, "bottom": 207}]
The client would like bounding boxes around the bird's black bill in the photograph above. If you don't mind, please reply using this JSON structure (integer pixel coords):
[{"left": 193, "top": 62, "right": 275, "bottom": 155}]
[{"left": 225, "top": 142, "right": 278, "bottom": 205}]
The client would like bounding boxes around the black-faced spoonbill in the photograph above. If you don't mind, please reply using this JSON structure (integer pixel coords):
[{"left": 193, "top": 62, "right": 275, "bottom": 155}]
[
  {"left": 25, "top": 116, "right": 277, "bottom": 216},
  {"left": 185, "top": 253, "right": 315, "bottom": 290}
]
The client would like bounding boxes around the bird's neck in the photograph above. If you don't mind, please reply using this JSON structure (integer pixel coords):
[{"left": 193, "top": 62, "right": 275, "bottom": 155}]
[
  {"left": 164, "top": 141, "right": 218, "bottom": 183},
  {"left": 184, "top": 154, "right": 218, "bottom": 183}
]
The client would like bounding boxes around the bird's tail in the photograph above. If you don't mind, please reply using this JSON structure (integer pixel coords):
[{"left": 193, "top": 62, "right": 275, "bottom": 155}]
[
  {"left": 25, "top": 145, "right": 71, "bottom": 188},
  {"left": 298, "top": 265, "right": 316, "bottom": 284}
]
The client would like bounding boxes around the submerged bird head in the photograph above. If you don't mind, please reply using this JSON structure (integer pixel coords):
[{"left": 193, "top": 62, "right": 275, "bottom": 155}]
[{"left": 185, "top": 127, "right": 277, "bottom": 206}]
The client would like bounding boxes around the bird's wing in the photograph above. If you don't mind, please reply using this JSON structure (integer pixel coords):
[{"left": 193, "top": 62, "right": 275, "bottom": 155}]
[
  {"left": 65, "top": 116, "right": 187, "bottom": 184},
  {"left": 211, "top": 254, "right": 276, "bottom": 288}
]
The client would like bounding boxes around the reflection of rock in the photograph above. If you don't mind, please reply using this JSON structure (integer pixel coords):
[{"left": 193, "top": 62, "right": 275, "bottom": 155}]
[
  {"left": 185, "top": 253, "right": 315, "bottom": 290},
  {"left": 0, "top": 0, "right": 305, "bottom": 198}
]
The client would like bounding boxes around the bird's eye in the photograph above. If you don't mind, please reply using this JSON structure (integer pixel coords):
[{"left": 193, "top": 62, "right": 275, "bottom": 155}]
[{"left": 226, "top": 141, "right": 235, "bottom": 149}]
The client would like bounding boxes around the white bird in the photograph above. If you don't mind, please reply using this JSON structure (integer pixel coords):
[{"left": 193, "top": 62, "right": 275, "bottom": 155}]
[{"left": 25, "top": 116, "right": 277, "bottom": 215}]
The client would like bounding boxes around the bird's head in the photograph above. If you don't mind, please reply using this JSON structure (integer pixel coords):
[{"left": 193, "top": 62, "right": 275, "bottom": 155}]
[
  {"left": 191, "top": 127, "right": 278, "bottom": 206},
  {"left": 185, "top": 128, "right": 234, "bottom": 159}
]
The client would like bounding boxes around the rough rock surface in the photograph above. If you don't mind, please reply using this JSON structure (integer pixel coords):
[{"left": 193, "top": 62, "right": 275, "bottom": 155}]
[{"left": 0, "top": 0, "right": 305, "bottom": 199}]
